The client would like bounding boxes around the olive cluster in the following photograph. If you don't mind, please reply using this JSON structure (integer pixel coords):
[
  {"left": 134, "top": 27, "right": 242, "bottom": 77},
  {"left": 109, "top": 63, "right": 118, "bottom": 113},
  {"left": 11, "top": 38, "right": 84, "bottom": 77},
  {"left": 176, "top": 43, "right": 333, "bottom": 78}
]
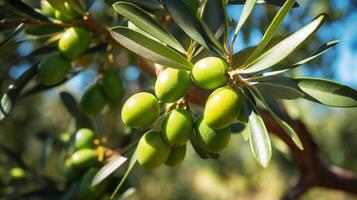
[
  {"left": 62, "top": 128, "right": 108, "bottom": 200},
  {"left": 121, "top": 57, "right": 242, "bottom": 169},
  {"left": 39, "top": 1, "right": 124, "bottom": 117}
]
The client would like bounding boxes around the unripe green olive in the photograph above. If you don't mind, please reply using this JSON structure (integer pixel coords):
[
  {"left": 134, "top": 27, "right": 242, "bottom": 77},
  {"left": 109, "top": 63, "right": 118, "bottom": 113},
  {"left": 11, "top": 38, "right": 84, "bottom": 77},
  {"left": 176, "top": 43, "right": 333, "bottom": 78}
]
[
  {"left": 9, "top": 167, "right": 26, "bottom": 181},
  {"left": 155, "top": 68, "right": 190, "bottom": 103},
  {"left": 58, "top": 27, "right": 91, "bottom": 60},
  {"left": 165, "top": 144, "right": 186, "bottom": 166},
  {"left": 75, "top": 128, "right": 95, "bottom": 150},
  {"left": 204, "top": 86, "right": 241, "bottom": 129},
  {"left": 76, "top": 168, "right": 107, "bottom": 200},
  {"left": 38, "top": 52, "right": 71, "bottom": 86},
  {"left": 191, "top": 57, "right": 228, "bottom": 90},
  {"left": 194, "top": 116, "right": 231, "bottom": 152},
  {"left": 137, "top": 130, "right": 171, "bottom": 169},
  {"left": 161, "top": 108, "right": 193, "bottom": 146},
  {"left": 101, "top": 68, "right": 124, "bottom": 104},
  {"left": 41, "top": 0, "right": 55, "bottom": 17},
  {"left": 121, "top": 93, "right": 160, "bottom": 128},
  {"left": 63, "top": 158, "right": 77, "bottom": 184},
  {"left": 80, "top": 83, "right": 107, "bottom": 116},
  {"left": 54, "top": 2, "right": 80, "bottom": 22},
  {"left": 71, "top": 148, "right": 97, "bottom": 170}
]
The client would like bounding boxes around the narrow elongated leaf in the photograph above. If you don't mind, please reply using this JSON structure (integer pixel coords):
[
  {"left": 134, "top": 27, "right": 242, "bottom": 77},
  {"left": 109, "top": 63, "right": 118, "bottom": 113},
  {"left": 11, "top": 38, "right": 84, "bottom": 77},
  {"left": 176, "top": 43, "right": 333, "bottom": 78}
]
[
  {"left": 161, "top": 0, "right": 225, "bottom": 56},
  {"left": 253, "top": 82, "right": 303, "bottom": 99},
  {"left": 242, "top": 0, "right": 296, "bottom": 66},
  {"left": 111, "top": 150, "right": 138, "bottom": 199},
  {"left": 116, "top": 188, "right": 136, "bottom": 200},
  {"left": 66, "top": 0, "right": 85, "bottom": 14},
  {"left": 294, "top": 78, "right": 357, "bottom": 107},
  {"left": 110, "top": 27, "right": 192, "bottom": 70},
  {"left": 231, "top": 0, "right": 256, "bottom": 48},
  {"left": 247, "top": 98, "right": 271, "bottom": 167},
  {"left": 263, "top": 40, "right": 339, "bottom": 76},
  {"left": 0, "top": 24, "right": 25, "bottom": 49},
  {"left": 229, "top": 0, "right": 299, "bottom": 7},
  {"left": 0, "top": 62, "right": 38, "bottom": 121},
  {"left": 240, "top": 14, "right": 325, "bottom": 74},
  {"left": 91, "top": 155, "right": 128, "bottom": 186},
  {"left": 113, "top": 2, "right": 186, "bottom": 53},
  {"left": 47, "top": 0, "right": 68, "bottom": 15},
  {"left": 5, "top": 0, "right": 49, "bottom": 21},
  {"left": 252, "top": 87, "right": 303, "bottom": 150}
]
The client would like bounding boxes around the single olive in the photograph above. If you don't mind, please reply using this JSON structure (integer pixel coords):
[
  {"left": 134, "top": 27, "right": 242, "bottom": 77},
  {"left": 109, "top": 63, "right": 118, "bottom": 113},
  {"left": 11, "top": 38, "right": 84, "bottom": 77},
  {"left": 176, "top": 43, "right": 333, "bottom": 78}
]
[
  {"left": 58, "top": 27, "right": 91, "bottom": 60},
  {"left": 137, "top": 130, "right": 171, "bottom": 169},
  {"left": 194, "top": 116, "right": 231, "bottom": 153},
  {"left": 63, "top": 158, "right": 77, "bottom": 184},
  {"left": 165, "top": 144, "right": 186, "bottom": 166},
  {"left": 155, "top": 68, "right": 190, "bottom": 103},
  {"left": 191, "top": 57, "right": 228, "bottom": 90},
  {"left": 38, "top": 52, "right": 71, "bottom": 86},
  {"left": 41, "top": 0, "right": 55, "bottom": 17},
  {"left": 9, "top": 167, "right": 26, "bottom": 181},
  {"left": 76, "top": 168, "right": 107, "bottom": 200},
  {"left": 121, "top": 93, "right": 160, "bottom": 128},
  {"left": 161, "top": 108, "right": 193, "bottom": 146},
  {"left": 204, "top": 86, "right": 241, "bottom": 129},
  {"left": 101, "top": 68, "right": 124, "bottom": 104},
  {"left": 71, "top": 148, "right": 97, "bottom": 170},
  {"left": 80, "top": 83, "right": 107, "bottom": 116},
  {"left": 54, "top": 2, "right": 80, "bottom": 22},
  {"left": 75, "top": 128, "right": 95, "bottom": 149}
]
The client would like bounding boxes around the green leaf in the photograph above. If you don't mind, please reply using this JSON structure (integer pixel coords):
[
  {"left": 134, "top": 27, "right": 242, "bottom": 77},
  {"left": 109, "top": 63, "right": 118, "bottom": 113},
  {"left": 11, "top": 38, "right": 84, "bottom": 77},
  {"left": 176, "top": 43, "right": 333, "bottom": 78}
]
[
  {"left": 91, "top": 155, "right": 128, "bottom": 187},
  {"left": 1, "top": 62, "right": 38, "bottom": 122},
  {"left": 161, "top": 0, "right": 225, "bottom": 56},
  {"left": 5, "top": 0, "right": 49, "bottom": 21},
  {"left": 253, "top": 82, "right": 303, "bottom": 99},
  {"left": 66, "top": 0, "right": 86, "bottom": 14},
  {"left": 240, "top": 14, "right": 325, "bottom": 74},
  {"left": 242, "top": 0, "right": 296, "bottom": 66},
  {"left": 0, "top": 23, "right": 25, "bottom": 49},
  {"left": 294, "top": 78, "right": 357, "bottom": 107},
  {"left": 229, "top": 0, "right": 299, "bottom": 7},
  {"left": 113, "top": 2, "right": 186, "bottom": 54},
  {"left": 263, "top": 40, "right": 339, "bottom": 77},
  {"left": 46, "top": 0, "right": 67, "bottom": 15},
  {"left": 231, "top": 0, "right": 256, "bottom": 49},
  {"left": 110, "top": 27, "right": 192, "bottom": 70},
  {"left": 111, "top": 150, "right": 138, "bottom": 199},
  {"left": 252, "top": 87, "right": 303, "bottom": 150},
  {"left": 247, "top": 98, "right": 271, "bottom": 167},
  {"left": 25, "top": 24, "right": 63, "bottom": 36},
  {"left": 182, "top": 0, "right": 200, "bottom": 15}
]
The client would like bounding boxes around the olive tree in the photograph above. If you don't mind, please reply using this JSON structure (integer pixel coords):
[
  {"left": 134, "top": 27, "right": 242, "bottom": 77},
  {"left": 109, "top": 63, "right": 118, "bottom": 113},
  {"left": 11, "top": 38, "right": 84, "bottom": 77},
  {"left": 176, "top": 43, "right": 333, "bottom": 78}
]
[{"left": 0, "top": 0, "right": 357, "bottom": 199}]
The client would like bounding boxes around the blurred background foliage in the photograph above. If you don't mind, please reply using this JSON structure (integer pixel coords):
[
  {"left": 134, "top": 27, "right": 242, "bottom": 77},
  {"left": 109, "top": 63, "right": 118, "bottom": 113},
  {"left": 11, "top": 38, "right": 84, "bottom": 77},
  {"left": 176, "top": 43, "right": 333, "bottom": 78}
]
[{"left": 0, "top": 0, "right": 356, "bottom": 199}]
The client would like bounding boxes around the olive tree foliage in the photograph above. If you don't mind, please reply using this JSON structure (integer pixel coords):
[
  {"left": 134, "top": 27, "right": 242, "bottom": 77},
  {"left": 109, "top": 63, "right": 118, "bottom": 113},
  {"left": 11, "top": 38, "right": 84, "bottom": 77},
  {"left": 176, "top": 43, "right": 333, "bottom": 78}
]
[{"left": 0, "top": 0, "right": 356, "bottom": 199}]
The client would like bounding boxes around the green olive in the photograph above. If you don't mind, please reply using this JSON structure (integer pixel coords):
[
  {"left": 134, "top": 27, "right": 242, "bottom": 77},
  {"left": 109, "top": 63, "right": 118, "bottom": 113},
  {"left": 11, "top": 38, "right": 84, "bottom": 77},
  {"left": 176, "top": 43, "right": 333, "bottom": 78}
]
[
  {"left": 41, "top": 0, "right": 55, "bottom": 17},
  {"left": 194, "top": 116, "right": 231, "bottom": 152},
  {"left": 203, "top": 86, "right": 241, "bottom": 129},
  {"left": 75, "top": 128, "right": 95, "bottom": 150},
  {"left": 76, "top": 168, "right": 107, "bottom": 200},
  {"left": 71, "top": 148, "right": 97, "bottom": 170},
  {"left": 137, "top": 130, "right": 171, "bottom": 169},
  {"left": 58, "top": 27, "right": 91, "bottom": 60},
  {"left": 165, "top": 144, "right": 186, "bottom": 166},
  {"left": 10, "top": 167, "right": 26, "bottom": 181},
  {"left": 161, "top": 108, "right": 193, "bottom": 146},
  {"left": 121, "top": 93, "right": 160, "bottom": 128},
  {"left": 54, "top": 2, "right": 80, "bottom": 22},
  {"left": 101, "top": 68, "right": 124, "bottom": 104},
  {"left": 63, "top": 158, "right": 77, "bottom": 184},
  {"left": 80, "top": 83, "right": 107, "bottom": 116},
  {"left": 191, "top": 57, "right": 228, "bottom": 90},
  {"left": 155, "top": 68, "right": 190, "bottom": 103},
  {"left": 38, "top": 52, "right": 71, "bottom": 86}
]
